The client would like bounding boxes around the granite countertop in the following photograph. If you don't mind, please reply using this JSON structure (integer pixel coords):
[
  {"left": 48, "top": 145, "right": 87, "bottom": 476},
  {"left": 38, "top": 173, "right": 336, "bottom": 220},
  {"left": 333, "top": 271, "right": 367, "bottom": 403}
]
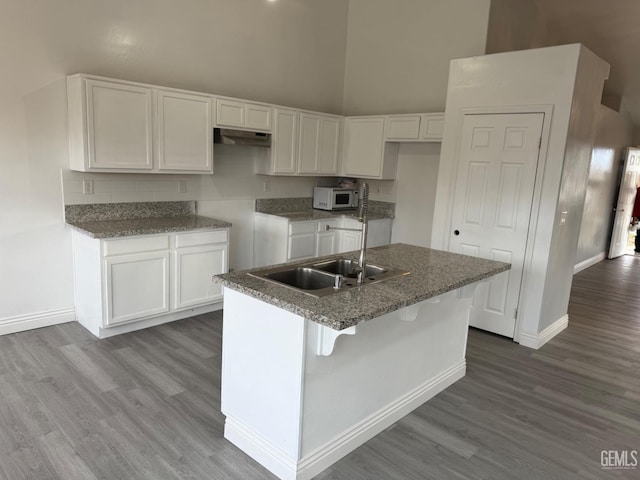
[
  {"left": 254, "top": 197, "right": 395, "bottom": 222},
  {"left": 215, "top": 243, "right": 510, "bottom": 330},
  {"left": 257, "top": 209, "right": 391, "bottom": 222},
  {"left": 66, "top": 215, "right": 232, "bottom": 239}
]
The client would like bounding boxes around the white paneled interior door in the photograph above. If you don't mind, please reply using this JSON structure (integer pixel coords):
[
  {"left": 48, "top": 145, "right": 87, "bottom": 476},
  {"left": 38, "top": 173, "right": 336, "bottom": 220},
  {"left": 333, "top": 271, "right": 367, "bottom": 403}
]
[
  {"left": 608, "top": 147, "right": 640, "bottom": 259},
  {"left": 450, "top": 113, "right": 543, "bottom": 337}
]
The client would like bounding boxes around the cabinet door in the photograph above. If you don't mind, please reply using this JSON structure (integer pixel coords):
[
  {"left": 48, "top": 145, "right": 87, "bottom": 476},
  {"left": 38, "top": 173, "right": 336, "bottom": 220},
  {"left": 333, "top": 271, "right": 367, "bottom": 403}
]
[
  {"left": 105, "top": 251, "right": 170, "bottom": 326},
  {"left": 174, "top": 244, "right": 227, "bottom": 309},
  {"left": 340, "top": 231, "right": 362, "bottom": 254},
  {"left": 343, "top": 117, "right": 385, "bottom": 178},
  {"left": 271, "top": 108, "right": 298, "bottom": 174},
  {"left": 287, "top": 222, "right": 318, "bottom": 260},
  {"left": 385, "top": 115, "right": 421, "bottom": 140},
  {"left": 216, "top": 99, "right": 245, "bottom": 128},
  {"left": 156, "top": 90, "right": 213, "bottom": 172},
  {"left": 420, "top": 113, "right": 445, "bottom": 141},
  {"left": 297, "top": 113, "right": 321, "bottom": 174},
  {"left": 288, "top": 234, "right": 316, "bottom": 260},
  {"left": 245, "top": 103, "right": 272, "bottom": 131},
  {"left": 316, "top": 226, "right": 338, "bottom": 256},
  {"left": 317, "top": 116, "right": 340, "bottom": 174},
  {"left": 86, "top": 79, "right": 153, "bottom": 170}
]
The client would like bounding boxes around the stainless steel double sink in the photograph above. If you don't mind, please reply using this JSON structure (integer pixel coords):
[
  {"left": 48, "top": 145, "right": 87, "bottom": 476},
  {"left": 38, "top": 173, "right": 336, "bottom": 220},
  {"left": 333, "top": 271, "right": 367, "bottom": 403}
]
[{"left": 248, "top": 257, "right": 410, "bottom": 297}]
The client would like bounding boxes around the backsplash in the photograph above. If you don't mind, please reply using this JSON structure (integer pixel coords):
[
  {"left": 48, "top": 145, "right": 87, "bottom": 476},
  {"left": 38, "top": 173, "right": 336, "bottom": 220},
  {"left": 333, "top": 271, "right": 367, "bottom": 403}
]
[
  {"left": 255, "top": 197, "right": 313, "bottom": 213},
  {"left": 60, "top": 169, "right": 201, "bottom": 205},
  {"left": 65, "top": 201, "right": 195, "bottom": 223}
]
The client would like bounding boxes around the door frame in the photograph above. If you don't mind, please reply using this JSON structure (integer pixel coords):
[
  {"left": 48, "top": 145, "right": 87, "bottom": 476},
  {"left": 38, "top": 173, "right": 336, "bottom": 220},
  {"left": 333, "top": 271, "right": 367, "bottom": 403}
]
[{"left": 440, "top": 105, "right": 554, "bottom": 343}]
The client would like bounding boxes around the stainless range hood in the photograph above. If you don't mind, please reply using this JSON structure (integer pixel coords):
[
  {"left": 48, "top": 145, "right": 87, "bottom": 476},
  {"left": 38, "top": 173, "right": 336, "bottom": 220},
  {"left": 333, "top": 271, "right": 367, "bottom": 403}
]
[{"left": 214, "top": 128, "right": 271, "bottom": 147}]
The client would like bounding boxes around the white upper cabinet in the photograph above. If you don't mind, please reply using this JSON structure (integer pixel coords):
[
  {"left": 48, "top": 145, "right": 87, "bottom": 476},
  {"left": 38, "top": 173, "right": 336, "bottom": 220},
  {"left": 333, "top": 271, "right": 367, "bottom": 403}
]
[
  {"left": 343, "top": 116, "right": 399, "bottom": 179},
  {"left": 269, "top": 108, "right": 298, "bottom": 174},
  {"left": 420, "top": 113, "right": 445, "bottom": 141},
  {"left": 317, "top": 115, "right": 340, "bottom": 175},
  {"left": 384, "top": 113, "right": 444, "bottom": 142},
  {"left": 81, "top": 79, "right": 154, "bottom": 170},
  {"left": 156, "top": 89, "right": 213, "bottom": 172},
  {"left": 297, "top": 113, "right": 340, "bottom": 175},
  {"left": 216, "top": 98, "right": 272, "bottom": 132},
  {"left": 68, "top": 73, "right": 443, "bottom": 177},
  {"left": 385, "top": 115, "right": 421, "bottom": 141},
  {"left": 68, "top": 74, "right": 213, "bottom": 174},
  {"left": 258, "top": 109, "right": 340, "bottom": 176}
]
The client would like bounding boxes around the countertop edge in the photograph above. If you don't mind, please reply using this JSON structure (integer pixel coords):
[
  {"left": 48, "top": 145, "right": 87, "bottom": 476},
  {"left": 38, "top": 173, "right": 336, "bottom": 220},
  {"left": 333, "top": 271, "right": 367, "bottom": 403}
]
[
  {"left": 254, "top": 210, "right": 394, "bottom": 222},
  {"left": 66, "top": 215, "right": 232, "bottom": 239}
]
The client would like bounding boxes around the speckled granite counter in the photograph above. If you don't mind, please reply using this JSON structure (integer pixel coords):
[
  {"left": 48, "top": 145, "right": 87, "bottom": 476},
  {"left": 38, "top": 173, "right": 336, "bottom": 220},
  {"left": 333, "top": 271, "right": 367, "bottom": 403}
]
[
  {"left": 216, "top": 243, "right": 510, "bottom": 330},
  {"left": 66, "top": 215, "right": 231, "bottom": 239},
  {"left": 65, "top": 201, "right": 231, "bottom": 238},
  {"left": 255, "top": 197, "right": 395, "bottom": 222}
]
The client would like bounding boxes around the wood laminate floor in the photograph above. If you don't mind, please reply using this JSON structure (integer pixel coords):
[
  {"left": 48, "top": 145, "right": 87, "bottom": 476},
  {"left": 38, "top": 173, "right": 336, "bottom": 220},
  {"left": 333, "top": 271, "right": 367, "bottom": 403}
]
[{"left": 0, "top": 256, "right": 639, "bottom": 479}]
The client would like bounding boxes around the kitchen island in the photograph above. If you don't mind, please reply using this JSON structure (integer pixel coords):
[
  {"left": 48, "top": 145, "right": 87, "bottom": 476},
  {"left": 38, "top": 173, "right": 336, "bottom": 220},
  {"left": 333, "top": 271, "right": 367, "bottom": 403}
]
[{"left": 215, "top": 244, "right": 509, "bottom": 480}]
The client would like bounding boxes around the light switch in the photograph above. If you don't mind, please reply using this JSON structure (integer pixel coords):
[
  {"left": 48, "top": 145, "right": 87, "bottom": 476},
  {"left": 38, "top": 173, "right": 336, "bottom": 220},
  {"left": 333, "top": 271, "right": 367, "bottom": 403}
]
[
  {"left": 559, "top": 210, "right": 568, "bottom": 225},
  {"left": 178, "top": 180, "right": 187, "bottom": 193}
]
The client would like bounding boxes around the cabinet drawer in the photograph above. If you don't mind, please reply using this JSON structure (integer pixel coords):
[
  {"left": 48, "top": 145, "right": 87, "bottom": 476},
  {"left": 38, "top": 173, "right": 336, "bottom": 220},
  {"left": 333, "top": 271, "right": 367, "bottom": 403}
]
[
  {"left": 289, "top": 221, "right": 316, "bottom": 235},
  {"left": 317, "top": 220, "right": 338, "bottom": 232},
  {"left": 175, "top": 229, "right": 228, "bottom": 248},
  {"left": 103, "top": 235, "right": 170, "bottom": 256}
]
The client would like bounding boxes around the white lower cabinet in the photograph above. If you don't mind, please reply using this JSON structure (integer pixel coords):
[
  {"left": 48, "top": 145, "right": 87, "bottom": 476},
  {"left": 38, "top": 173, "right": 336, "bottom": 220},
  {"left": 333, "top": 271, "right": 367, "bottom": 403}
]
[
  {"left": 253, "top": 214, "right": 392, "bottom": 267},
  {"left": 287, "top": 221, "right": 317, "bottom": 260},
  {"left": 105, "top": 251, "right": 170, "bottom": 326},
  {"left": 72, "top": 229, "right": 229, "bottom": 338},
  {"left": 316, "top": 220, "right": 338, "bottom": 256},
  {"left": 340, "top": 230, "right": 362, "bottom": 253},
  {"left": 174, "top": 243, "right": 227, "bottom": 309}
]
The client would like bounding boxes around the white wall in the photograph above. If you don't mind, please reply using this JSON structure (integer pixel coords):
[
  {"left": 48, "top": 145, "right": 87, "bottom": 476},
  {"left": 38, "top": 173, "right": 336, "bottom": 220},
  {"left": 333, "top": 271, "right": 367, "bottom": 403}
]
[
  {"left": 431, "top": 44, "right": 609, "bottom": 339},
  {"left": 342, "top": 0, "right": 491, "bottom": 116},
  {"left": 575, "top": 105, "right": 633, "bottom": 268},
  {"left": 0, "top": 0, "right": 348, "bottom": 325},
  {"left": 391, "top": 143, "right": 441, "bottom": 246},
  {"left": 538, "top": 48, "right": 611, "bottom": 331},
  {"left": 485, "top": 0, "right": 547, "bottom": 54}
]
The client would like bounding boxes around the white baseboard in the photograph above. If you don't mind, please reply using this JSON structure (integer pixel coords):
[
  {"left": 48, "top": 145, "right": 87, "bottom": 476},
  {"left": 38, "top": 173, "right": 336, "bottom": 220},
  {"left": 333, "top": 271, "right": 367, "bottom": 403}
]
[
  {"left": 0, "top": 308, "right": 75, "bottom": 336},
  {"left": 224, "top": 361, "right": 466, "bottom": 480},
  {"left": 518, "top": 314, "right": 569, "bottom": 350},
  {"left": 573, "top": 251, "right": 606, "bottom": 274},
  {"left": 94, "top": 302, "right": 223, "bottom": 339}
]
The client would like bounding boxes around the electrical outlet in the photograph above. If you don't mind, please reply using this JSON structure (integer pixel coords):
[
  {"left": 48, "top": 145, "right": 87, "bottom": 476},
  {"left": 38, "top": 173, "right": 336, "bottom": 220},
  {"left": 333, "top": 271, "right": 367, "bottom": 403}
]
[
  {"left": 82, "top": 180, "right": 94, "bottom": 195},
  {"left": 178, "top": 180, "right": 187, "bottom": 193},
  {"left": 263, "top": 180, "right": 270, "bottom": 193}
]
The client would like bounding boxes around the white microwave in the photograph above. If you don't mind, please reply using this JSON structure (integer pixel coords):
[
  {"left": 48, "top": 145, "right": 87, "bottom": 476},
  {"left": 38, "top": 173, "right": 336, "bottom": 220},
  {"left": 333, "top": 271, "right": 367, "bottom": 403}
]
[{"left": 313, "top": 187, "right": 359, "bottom": 211}]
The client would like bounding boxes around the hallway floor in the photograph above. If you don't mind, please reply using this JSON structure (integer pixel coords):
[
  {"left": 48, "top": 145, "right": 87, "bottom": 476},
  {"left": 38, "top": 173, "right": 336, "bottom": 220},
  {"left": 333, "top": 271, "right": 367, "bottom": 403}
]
[{"left": 0, "top": 257, "right": 638, "bottom": 479}]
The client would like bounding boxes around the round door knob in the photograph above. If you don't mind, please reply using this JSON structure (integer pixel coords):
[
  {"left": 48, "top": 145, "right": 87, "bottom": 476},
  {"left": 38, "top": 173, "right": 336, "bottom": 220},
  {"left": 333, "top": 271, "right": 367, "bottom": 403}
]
[{"left": 454, "top": 230, "right": 460, "bottom": 236}]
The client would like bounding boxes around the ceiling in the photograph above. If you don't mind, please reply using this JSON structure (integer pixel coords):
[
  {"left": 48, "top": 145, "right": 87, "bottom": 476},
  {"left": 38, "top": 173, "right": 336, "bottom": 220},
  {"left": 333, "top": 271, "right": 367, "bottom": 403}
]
[{"left": 535, "top": 0, "right": 640, "bottom": 127}]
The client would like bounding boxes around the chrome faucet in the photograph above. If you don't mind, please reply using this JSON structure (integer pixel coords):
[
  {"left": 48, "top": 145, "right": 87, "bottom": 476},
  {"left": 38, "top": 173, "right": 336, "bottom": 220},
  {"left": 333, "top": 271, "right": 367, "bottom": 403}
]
[{"left": 322, "top": 183, "right": 370, "bottom": 284}]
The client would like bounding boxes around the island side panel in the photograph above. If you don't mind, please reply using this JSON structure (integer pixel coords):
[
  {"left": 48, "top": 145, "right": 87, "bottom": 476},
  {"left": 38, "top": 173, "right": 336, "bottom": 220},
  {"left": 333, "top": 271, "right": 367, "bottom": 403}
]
[
  {"left": 298, "top": 289, "right": 472, "bottom": 472},
  {"left": 221, "top": 288, "right": 307, "bottom": 477}
]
